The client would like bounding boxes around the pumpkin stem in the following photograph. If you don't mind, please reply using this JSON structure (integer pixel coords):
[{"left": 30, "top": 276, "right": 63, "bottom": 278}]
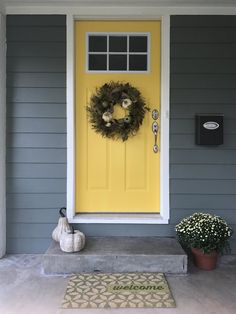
[{"left": 59, "top": 207, "right": 66, "bottom": 217}]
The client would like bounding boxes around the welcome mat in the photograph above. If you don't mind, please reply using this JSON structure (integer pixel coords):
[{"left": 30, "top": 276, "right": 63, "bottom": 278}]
[{"left": 61, "top": 273, "right": 176, "bottom": 309}]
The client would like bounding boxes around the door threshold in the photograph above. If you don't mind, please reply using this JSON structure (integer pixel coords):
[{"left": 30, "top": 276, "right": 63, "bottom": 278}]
[{"left": 68, "top": 213, "right": 169, "bottom": 224}]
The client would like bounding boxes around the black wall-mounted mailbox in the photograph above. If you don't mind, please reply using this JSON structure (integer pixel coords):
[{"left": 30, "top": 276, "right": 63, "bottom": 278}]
[{"left": 195, "top": 114, "right": 224, "bottom": 145}]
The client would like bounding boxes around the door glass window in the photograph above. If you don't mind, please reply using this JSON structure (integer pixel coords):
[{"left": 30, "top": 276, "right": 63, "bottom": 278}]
[
  {"left": 129, "top": 54, "right": 147, "bottom": 71},
  {"left": 109, "top": 55, "right": 127, "bottom": 71},
  {"left": 88, "top": 54, "right": 107, "bottom": 71},
  {"left": 89, "top": 35, "right": 107, "bottom": 52},
  {"left": 87, "top": 33, "right": 149, "bottom": 72},
  {"left": 109, "top": 36, "right": 127, "bottom": 52},
  {"left": 129, "top": 36, "right": 147, "bottom": 52}
]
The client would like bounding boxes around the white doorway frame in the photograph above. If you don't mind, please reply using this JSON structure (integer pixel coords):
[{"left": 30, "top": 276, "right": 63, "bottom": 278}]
[{"left": 66, "top": 14, "right": 170, "bottom": 224}]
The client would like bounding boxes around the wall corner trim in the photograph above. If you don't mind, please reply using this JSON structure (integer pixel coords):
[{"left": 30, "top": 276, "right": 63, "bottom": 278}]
[{"left": 0, "top": 13, "right": 6, "bottom": 258}]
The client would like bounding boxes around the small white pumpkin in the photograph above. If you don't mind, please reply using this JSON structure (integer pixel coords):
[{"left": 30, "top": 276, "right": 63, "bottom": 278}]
[
  {"left": 60, "top": 229, "right": 86, "bottom": 253},
  {"left": 52, "top": 207, "right": 72, "bottom": 242}
]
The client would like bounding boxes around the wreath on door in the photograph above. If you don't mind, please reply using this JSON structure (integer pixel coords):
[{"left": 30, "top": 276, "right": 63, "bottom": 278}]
[{"left": 87, "top": 81, "right": 149, "bottom": 141}]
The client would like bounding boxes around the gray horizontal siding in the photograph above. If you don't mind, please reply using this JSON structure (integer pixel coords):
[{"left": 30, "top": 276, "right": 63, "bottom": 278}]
[
  {"left": 7, "top": 103, "right": 66, "bottom": 118},
  {"left": 7, "top": 15, "right": 66, "bottom": 26},
  {"left": 7, "top": 26, "right": 66, "bottom": 42},
  {"left": 7, "top": 43, "right": 66, "bottom": 57},
  {"left": 173, "top": 90, "right": 236, "bottom": 105},
  {"left": 7, "top": 208, "right": 63, "bottom": 223},
  {"left": 171, "top": 74, "right": 236, "bottom": 88},
  {"left": 7, "top": 57, "right": 65, "bottom": 72},
  {"left": 171, "top": 104, "right": 236, "bottom": 118},
  {"left": 7, "top": 73, "right": 66, "bottom": 88},
  {"left": 7, "top": 178, "right": 66, "bottom": 193},
  {"left": 171, "top": 165, "right": 236, "bottom": 179},
  {"left": 172, "top": 59, "right": 236, "bottom": 74},
  {"left": 170, "top": 15, "right": 236, "bottom": 254},
  {"left": 171, "top": 149, "right": 236, "bottom": 164},
  {"left": 7, "top": 223, "right": 55, "bottom": 238},
  {"left": 171, "top": 44, "right": 236, "bottom": 58},
  {"left": 171, "top": 179, "right": 236, "bottom": 195},
  {"left": 7, "top": 148, "right": 66, "bottom": 163},
  {"left": 7, "top": 133, "right": 66, "bottom": 148},
  {"left": 171, "top": 28, "right": 236, "bottom": 43},
  {"left": 171, "top": 15, "right": 236, "bottom": 27},
  {"left": 6, "top": 15, "right": 66, "bottom": 253},
  {"left": 171, "top": 134, "right": 236, "bottom": 148},
  {"left": 7, "top": 194, "right": 66, "bottom": 209},
  {"left": 7, "top": 87, "right": 66, "bottom": 103},
  {"left": 7, "top": 163, "right": 66, "bottom": 178},
  {"left": 7, "top": 118, "right": 66, "bottom": 133},
  {"left": 171, "top": 195, "right": 236, "bottom": 210},
  {"left": 171, "top": 88, "right": 236, "bottom": 103}
]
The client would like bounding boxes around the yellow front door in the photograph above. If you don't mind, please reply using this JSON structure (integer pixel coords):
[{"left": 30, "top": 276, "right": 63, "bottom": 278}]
[{"left": 75, "top": 21, "right": 161, "bottom": 213}]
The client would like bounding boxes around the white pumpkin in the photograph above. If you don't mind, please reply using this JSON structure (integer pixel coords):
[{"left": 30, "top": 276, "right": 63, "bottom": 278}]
[
  {"left": 52, "top": 207, "right": 71, "bottom": 242},
  {"left": 60, "top": 229, "right": 86, "bottom": 253}
]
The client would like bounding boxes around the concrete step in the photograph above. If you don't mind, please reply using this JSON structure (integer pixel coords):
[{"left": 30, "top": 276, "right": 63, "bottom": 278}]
[{"left": 42, "top": 237, "right": 188, "bottom": 275}]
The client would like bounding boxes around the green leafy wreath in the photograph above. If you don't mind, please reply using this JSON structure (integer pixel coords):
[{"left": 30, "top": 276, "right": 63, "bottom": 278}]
[{"left": 87, "top": 81, "right": 149, "bottom": 141}]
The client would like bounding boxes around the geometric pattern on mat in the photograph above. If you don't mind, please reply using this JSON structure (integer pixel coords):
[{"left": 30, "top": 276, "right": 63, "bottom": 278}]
[{"left": 61, "top": 273, "right": 176, "bottom": 309}]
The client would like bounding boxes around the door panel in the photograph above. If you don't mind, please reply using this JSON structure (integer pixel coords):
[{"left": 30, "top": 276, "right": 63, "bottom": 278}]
[{"left": 75, "top": 21, "right": 161, "bottom": 213}]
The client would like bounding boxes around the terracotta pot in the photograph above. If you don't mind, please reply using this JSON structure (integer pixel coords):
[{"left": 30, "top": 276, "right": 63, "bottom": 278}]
[{"left": 191, "top": 248, "right": 218, "bottom": 270}]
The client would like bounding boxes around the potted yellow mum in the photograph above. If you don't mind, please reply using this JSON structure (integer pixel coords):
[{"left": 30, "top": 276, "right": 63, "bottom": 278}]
[{"left": 175, "top": 212, "right": 233, "bottom": 270}]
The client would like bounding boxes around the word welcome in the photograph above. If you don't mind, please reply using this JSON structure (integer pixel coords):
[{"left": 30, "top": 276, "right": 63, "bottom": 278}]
[{"left": 109, "top": 284, "right": 164, "bottom": 292}]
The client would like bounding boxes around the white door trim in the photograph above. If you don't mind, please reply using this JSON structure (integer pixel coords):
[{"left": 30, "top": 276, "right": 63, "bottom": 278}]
[
  {"left": 66, "top": 15, "right": 170, "bottom": 224},
  {"left": 66, "top": 13, "right": 76, "bottom": 222}
]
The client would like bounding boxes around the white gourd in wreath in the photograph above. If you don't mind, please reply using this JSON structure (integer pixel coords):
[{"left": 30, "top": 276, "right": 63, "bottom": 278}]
[
  {"left": 60, "top": 228, "right": 86, "bottom": 253},
  {"left": 52, "top": 207, "right": 72, "bottom": 242}
]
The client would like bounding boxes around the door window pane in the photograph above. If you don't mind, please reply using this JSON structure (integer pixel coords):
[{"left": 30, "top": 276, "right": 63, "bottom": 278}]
[
  {"left": 88, "top": 54, "right": 107, "bottom": 71},
  {"left": 109, "top": 55, "right": 127, "bottom": 71},
  {"left": 89, "top": 36, "right": 107, "bottom": 52},
  {"left": 109, "top": 36, "right": 127, "bottom": 52},
  {"left": 87, "top": 33, "right": 149, "bottom": 72},
  {"left": 129, "top": 54, "right": 147, "bottom": 71},
  {"left": 129, "top": 36, "right": 147, "bottom": 53}
]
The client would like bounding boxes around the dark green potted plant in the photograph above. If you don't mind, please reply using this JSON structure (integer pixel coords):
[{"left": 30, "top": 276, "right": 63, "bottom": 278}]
[{"left": 175, "top": 212, "right": 233, "bottom": 270}]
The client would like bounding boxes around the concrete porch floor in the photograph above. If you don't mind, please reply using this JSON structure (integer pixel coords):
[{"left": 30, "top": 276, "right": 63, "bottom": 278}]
[{"left": 0, "top": 254, "right": 236, "bottom": 314}]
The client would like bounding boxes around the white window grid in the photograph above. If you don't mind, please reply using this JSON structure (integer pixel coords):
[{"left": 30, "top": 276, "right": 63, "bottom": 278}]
[{"left": 86, "top": 32, "right": 150, "bottom": 73}]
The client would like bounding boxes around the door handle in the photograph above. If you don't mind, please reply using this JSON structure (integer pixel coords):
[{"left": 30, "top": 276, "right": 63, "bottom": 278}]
[
  {"left": 152, "top": 109, "right": 159, "bottom": 153},
  {"left": 152, "top": 121, "right": 158, "bottom": 153}
]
